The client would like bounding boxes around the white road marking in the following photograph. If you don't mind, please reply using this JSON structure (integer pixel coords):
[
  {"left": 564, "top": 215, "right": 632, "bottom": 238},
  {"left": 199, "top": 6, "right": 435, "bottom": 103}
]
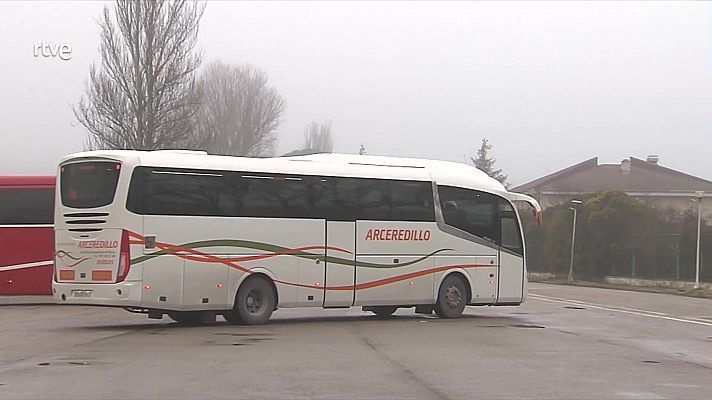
[
  {"left": 687, "top": 316, "right": 712, "bottom": 323},
  {"left": 616, "top": 307, "right": 667, "bottom": 316},
  {"left": 529, "top": 293, "right": 712, "bottom": 328},
  {"left": 0, "top": 261, "right": 53, "bottom": 272},
  {"left": 533, "top": 295, "right": 670, "bottom": 316},
  {"left": 615, "top": 392, "right": 664, "bottom": 400}
]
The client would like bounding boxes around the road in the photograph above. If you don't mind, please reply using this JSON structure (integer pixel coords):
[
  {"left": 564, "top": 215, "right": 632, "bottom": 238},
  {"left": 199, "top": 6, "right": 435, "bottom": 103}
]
[{"left": 1, "top": 283, "right": 710, "bottom": 399}]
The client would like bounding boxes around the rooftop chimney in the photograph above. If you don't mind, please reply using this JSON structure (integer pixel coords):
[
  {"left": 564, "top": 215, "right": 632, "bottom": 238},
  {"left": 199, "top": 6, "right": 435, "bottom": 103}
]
[
  {"left": 646, "top": 155, "right": 659, "bottom": 165},
  {"left": 621, "top": 158, "right": 631, "bottom": 174}
]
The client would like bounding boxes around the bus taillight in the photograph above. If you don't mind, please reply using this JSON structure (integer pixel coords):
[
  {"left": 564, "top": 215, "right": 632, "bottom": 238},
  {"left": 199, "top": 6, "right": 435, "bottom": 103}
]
[{"left": 116, "top": 229, "right": 131, "bottom": 283}]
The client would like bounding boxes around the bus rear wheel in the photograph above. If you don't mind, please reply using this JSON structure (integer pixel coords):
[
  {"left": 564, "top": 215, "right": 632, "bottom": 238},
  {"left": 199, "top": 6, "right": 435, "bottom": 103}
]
[
  {"left": 168, "top": 311, "right": 207, "bottom": 325},
  {"left": 225, "top": 277, "right": 276, "bottom": 325},
  {"left": 434, "top": 275, "right": 467, "bottom": 319}
]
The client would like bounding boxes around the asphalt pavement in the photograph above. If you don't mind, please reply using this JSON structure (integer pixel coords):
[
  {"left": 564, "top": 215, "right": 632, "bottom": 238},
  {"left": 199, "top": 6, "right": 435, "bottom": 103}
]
[{"left": 0, "top": 283, "right": 710, "bottom": 399}]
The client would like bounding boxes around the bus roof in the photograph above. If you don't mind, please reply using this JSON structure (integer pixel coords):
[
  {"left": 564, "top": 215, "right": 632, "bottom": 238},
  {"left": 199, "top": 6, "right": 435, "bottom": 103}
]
[
  {"left": 61, "top": 149, "right": 504, "bottom": 188},
  {"left": 59, "top": 150, "right": 541, "bottom": 213}
]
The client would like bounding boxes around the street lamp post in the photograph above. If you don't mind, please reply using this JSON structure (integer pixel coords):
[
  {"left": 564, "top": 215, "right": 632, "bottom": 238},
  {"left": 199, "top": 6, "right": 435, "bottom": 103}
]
[
  {"left": 694, "top": 191, "right": 704, "bottom": 289},
  {"left": 568, "top": 199, "right": 582, "bottom": 283}
]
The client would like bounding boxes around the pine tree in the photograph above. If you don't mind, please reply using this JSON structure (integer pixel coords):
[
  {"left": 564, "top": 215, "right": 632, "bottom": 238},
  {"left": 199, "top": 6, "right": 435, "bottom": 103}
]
[{"left": 471, "top": 138, "right": 508, "bottom": 186}]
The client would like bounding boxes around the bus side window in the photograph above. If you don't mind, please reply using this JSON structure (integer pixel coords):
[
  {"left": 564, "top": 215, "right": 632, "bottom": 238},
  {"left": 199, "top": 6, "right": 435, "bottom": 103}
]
[
  {"left": 218, "top": 172, "right": 245, "bottom": 216},
  {"left": 437, "top": 185, "right": 499, "bottom": 243},
  {"left": 126, "top": 167, "right": 438, "bottom": 225},
  {"left": 310, "top": 177, "right": 351, "bottom": 221},
  {"left": 128, "top": 168, "right": 226, "bottom": 216},
  {"left": 389, "top": 180, "right": 435, "bottom": 222},
  {"left": 356, "top": 179, "right": 390, "bottom": 221},
  {"left": 237, "top": 173, "right": 312, "bottom": 219},
  {"left": 499, "top": 201, "right": 523, "bottom": 255},
  {"left": 313, "top": 178, "right": 435, "bottom": 222},
  {"left": 273, "top": 176, "right": 310, "bottom": 218},
  {"left": 0, "top": 187, "right": 54, "bottom": 225}
]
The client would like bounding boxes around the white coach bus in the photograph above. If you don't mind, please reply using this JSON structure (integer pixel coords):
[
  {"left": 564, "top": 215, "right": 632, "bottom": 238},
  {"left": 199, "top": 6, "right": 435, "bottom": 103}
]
[{"left": 53, "top": 150, "right": 541, "bottom": 325}]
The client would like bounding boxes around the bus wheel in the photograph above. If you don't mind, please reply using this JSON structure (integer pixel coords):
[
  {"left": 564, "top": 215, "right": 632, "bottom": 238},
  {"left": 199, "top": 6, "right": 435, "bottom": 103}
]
[
  {"left": 434, "top": 275, "right": 467, "bottom": 319},
  {"left": 229, "top": 277, "right": 276, "bottom": 325},
  {"left": 168, "top": 311, "right": 207, "bottom": 325},
  {"left": 222, "top": 310, "right": 244, "bottom": 324},
  {"left": 369, "top": 306, "right": 398, "bottom": 318}
]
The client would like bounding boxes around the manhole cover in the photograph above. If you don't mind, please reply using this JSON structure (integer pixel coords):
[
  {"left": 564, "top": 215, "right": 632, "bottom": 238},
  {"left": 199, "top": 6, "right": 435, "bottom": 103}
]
[
  {"left": 641, "top": 360, "right": 660, "bottom": 364},
  {"left": 564, "top": 306, "right": 586, "bottom": 310}
]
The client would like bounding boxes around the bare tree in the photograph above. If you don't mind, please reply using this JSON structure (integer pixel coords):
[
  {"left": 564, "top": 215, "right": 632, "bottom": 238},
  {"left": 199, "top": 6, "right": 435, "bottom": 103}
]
[
  {"left": 193, "top": 61, "right": 285, "bottom": 157},
  {"left": 74, "top": 0, "right": 205, "bottom": 150},
  {"left": 303, "top": 121, "right": 334, "bottom": 153}
]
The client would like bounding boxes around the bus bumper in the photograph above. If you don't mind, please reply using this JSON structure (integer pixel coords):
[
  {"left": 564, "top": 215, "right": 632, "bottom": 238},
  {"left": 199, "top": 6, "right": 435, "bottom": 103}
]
[{"left": 53, "top": 280, "right": 142, "bottom": 307}]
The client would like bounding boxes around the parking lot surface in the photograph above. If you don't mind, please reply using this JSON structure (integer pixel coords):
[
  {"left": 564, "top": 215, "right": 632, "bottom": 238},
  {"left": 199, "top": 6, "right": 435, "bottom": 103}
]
[{"left": 1, "top": 283, "right": 711, "bottom": 399}]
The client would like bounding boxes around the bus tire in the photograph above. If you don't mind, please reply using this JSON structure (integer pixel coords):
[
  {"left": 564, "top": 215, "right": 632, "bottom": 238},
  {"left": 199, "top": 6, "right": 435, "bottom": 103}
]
[
  {"left": 228, "top": 277, "right": 275, "bottom": 325},
  {"left": 222, "top": 310, "right": 244, "bottom": 324},
  {"left": 370, "top": 306, "right": 398, "bottom": 318},
  {"left": 168, "top": 311, "right": 206, "bottom": 325},
  {"left": 434, "top": 274, "right": 467, "bottom": 319}
]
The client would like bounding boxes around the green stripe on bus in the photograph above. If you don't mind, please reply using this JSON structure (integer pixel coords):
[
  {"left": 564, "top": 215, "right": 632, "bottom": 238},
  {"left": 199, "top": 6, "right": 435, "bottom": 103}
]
[{"left": 130, "top": 239, "right": 452, "bottom": 269}]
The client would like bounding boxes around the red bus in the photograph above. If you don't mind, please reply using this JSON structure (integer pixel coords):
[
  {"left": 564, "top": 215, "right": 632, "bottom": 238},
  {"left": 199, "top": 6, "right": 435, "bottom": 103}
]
[{"left": 0, "top": 176, "right": 55, "bottom": 295}]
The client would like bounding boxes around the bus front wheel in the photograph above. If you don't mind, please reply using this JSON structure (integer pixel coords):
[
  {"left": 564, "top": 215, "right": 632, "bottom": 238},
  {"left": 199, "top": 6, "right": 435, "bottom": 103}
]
[
  {"left": 434, "top": 275, "right": 467, "bottom": 319},
  {"left": 226, "top": 277, "right": 276, "bottom": 325}
]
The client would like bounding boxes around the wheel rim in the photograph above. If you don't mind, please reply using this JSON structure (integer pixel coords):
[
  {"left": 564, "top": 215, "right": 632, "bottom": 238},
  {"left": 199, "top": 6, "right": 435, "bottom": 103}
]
[
  {"left": 245, "top": 289, "right": 264, "bottom": 314},
  {"left": 444, "top": 285, "right": 462, "bottom": 310}
]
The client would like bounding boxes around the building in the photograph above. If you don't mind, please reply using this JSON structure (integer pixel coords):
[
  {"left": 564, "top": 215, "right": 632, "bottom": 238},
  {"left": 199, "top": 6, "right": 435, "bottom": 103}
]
[{"left": 513, "top": 155, "right": 712, "bottom": 216}]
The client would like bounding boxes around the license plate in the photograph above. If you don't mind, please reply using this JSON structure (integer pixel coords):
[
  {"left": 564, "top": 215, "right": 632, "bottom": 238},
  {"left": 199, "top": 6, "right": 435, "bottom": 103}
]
[{"left": 72, "top": 290, "right": 93, "bottom": 298}]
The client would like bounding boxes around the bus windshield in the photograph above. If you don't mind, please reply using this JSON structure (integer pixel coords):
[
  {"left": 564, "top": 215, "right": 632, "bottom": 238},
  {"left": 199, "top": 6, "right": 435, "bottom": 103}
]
[{"left": 60, "top": 161, "right": 121, "bottom": 209}]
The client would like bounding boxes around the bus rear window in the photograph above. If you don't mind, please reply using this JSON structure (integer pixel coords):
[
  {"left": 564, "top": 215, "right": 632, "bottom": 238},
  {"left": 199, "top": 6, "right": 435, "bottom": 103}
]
[{"left": 60, "top": 162, "right": 121, "bottom": 208}]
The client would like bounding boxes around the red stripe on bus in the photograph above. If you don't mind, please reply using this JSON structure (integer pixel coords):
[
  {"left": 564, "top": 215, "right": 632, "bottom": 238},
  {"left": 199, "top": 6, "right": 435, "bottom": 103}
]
[{"left": 274, "top": 263, "right": 492, "bottom": 291}]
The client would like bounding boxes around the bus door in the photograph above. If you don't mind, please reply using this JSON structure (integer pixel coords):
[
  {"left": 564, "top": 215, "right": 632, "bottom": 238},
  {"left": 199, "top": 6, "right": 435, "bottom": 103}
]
[
  {"left": 141, "top": 216, "right": 187, "bottom": 310},
  {"left": 496, "top": 201, "right": 525, "bottom": 304},
  {"left": 497, "top": 250, "right": 524, "bottom": 304},
  {"left": 322, "top": 220, "right": 355, "bottom": 307}
]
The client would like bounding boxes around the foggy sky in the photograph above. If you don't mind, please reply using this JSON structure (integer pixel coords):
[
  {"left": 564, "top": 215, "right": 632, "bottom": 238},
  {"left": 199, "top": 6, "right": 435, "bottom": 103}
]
[{"left": 1, "top": 1, "right": 710, "bottom": 186}]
